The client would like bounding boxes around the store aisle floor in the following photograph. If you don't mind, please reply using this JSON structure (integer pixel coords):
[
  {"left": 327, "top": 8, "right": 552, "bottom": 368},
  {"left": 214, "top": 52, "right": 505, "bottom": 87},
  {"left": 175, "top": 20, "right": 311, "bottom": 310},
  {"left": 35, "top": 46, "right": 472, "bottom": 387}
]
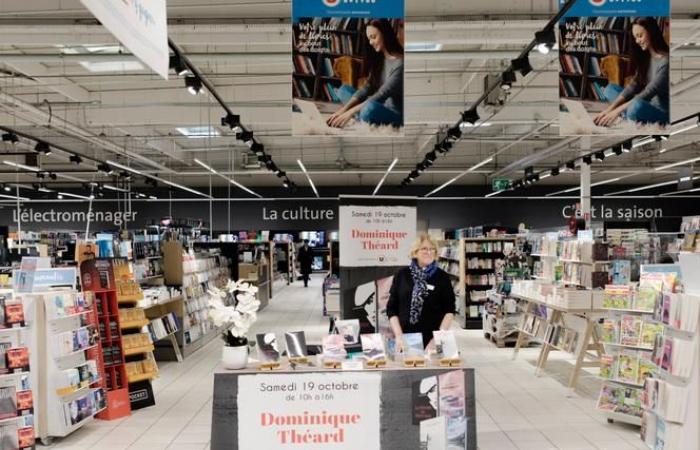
[{"left": 43, "top": 274, "right": 645, "bottom": 450}]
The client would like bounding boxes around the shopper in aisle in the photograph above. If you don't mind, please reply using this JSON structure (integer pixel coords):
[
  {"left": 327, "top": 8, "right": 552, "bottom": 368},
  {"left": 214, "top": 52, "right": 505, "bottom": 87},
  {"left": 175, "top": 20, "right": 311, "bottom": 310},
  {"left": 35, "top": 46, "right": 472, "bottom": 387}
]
[
  {"left": 387, "top": 234, "right": 456, "bottom": 348},
  {"left": 327, "top": 19, "right": 404, "bottom": 129},
  {"left": 297, "top": 239, "right": 313, "bottom": 288},
  {"left": 594, "top": 17, "right": 670, "bottom": 127}
]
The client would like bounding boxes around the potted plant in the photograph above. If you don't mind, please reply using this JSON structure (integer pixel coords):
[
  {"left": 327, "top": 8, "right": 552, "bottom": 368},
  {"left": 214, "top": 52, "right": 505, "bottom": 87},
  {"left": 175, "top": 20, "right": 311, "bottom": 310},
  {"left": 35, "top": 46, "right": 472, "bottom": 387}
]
[{"left": 208, "top": 280, "right": 260, "bottom": 370}]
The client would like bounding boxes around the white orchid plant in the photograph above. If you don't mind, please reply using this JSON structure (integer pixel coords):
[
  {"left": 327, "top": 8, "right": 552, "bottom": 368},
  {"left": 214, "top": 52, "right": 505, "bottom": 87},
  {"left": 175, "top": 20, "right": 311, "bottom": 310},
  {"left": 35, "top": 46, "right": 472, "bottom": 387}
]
[{"left": 208, "top": 279, "right": 261, "bottom": 347}]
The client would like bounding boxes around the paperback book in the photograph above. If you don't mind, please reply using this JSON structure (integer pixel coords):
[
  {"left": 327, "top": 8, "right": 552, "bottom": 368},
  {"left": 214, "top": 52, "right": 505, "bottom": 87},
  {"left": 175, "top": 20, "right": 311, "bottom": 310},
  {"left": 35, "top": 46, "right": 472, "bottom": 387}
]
[
  {"left": 335, "top": 319, "right": 361, "bottom": 345},
  {"left": 620, "top": 315, "right": 642, "bottom": 346},
  {"left": 419, "top": 416, "right": 447, "bottom": 450},
  {"left": 320, "top": 334, "right": 347, "bottom": 362},
  {"left": 433, "top": 331, "right": 459, "bottom": 360},
  {"left": 256, "top": 333, "right": 280, "bottom": 363},
  {"left": 360, "top": 333, "right": 386, "bottom": 361},
  {"left": 402, "top": 333, "right": 426, "bottom": 360},
  {"left": 284, "top": 331, "right": 308, "bottom": 359}
]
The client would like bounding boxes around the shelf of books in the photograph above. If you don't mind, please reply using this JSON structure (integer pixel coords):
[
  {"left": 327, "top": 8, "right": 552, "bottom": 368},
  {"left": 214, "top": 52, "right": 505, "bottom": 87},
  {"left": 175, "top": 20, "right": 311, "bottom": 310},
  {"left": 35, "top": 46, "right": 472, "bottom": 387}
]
[
  {"left": 132, "top": 230, "right": 164, "bottom": 286},
  {"left": 461, "top": 238, "right": 514, "bottom": 330},
  {"left": 163, "top": 241, "right": 232, "bottom": 359},
  {"left": 236, "top": 241, "right": 272, "bottom": 308},
  {"left": 640, "top": 252, "right": 700, "bottom": 450},
  {"left": 273, "top": 241, "right": 295, "bottom": 285},
  {"left": 436, "top": 240, "right": 464, "bottom": 327},
  {"left": 0, "top": 286, "right": 35, "bottom": 450}
]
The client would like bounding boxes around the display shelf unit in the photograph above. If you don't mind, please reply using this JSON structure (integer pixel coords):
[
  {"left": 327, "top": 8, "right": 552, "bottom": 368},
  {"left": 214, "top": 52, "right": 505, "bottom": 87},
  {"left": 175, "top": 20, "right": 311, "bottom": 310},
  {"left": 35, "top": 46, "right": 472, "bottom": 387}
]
[
  {"left": 235, "top": 241, "right": 272, "bottom": 309},
  {"left": 511, "top": 288, "right": 605, "bottom": 389},
  {"left": 0, "top": 287, "right": 36, "bottom": 450},
  {"left": 273, "top": 241, "right": 295, "bottom": 285},
  {"left": 162, "top": 241, "right": 231, "bottom": 359},
  {"left": 80, "top": 258, "right": 130, "bottom": 420},
  {"left": 640, "top": 252, "right": 700, "bottom": 450},
  {"left": 462, "top": 237, "right": 515, "bottom": 330}
]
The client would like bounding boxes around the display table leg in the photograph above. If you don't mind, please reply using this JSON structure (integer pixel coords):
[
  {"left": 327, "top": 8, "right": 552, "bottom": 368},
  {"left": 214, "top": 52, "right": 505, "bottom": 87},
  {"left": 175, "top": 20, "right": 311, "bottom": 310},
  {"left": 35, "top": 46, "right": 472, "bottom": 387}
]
[
  {"left": 568, "top": 318, "right": 595, "bottom": 388},
  {"left": 536, "top": 309, "right": 561, "bottom": 376},
  {"left": 170, "top": 334, "right": 184, "bottom": 362},
  {"left": 512, "top": 300, "right": 533, "bottom": 360}
]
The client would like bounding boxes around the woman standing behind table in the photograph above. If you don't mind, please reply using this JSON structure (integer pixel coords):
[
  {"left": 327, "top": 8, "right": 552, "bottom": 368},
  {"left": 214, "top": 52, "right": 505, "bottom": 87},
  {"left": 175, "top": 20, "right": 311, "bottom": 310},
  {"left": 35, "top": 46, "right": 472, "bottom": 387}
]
[
  {"left": 327, "top": 19, "right": 404, "bottom": 129},
  {"left": 594, "top": 17, "right": 670, "bottom": 127},
  {"left": 387, "top": 234, "right": 456, "bottom": 349}
]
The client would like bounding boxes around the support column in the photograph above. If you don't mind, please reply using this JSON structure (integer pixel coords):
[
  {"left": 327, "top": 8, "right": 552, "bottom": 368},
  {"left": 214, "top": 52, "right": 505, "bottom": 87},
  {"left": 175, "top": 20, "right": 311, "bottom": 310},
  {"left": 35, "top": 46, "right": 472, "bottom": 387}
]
[{"left": 580, "top": 137, "right": 592, "bottom": 226}]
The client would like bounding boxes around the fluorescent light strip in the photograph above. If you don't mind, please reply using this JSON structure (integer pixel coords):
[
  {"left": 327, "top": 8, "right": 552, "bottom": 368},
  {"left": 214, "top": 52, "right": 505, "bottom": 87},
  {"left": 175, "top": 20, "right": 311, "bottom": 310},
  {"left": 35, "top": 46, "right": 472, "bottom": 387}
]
[
  {"left": 56, "top": 173, "right": 87, "bottom": 182},
  {"left": 633, "top": 137, "right": 655, "bottom": 148},
  {"left": 58, "top": 191, "right": 92, "bottom": 200},
  {"left": 193, "top": 158, "right": 262, "bottom": 198},
  {"left": 3, "top": 160, "right": 40, "bottom": 172},
  {"left": 605, "top": 178, "right": 693, "bottom": 196},
  {"left": 539, "top": 173, "right": 552, "bottom": 180},
  {"left": 670, "top": 122, "right": 699, "bottom": 136},
  {"left": 0, "top": 193, "right": 29, "bottom": 201},
  {"left": 426, "top": 158, "right": 494, "bottom": 197},
  {"left": 107, "top": 160, "right": 211, "bottom": 198},
  {"left": 297, "top": 160, "right": 319, "bottom": 198},
  {"left": 655, "top": 156, "right": 700, "bottom": 172},
  {"left": 102, "top": 184, "right": 129, "bottom": 193},
  {"left": 546, "top": 176, "right": 626, "bottom": 197},
  {"left": 662, "top": 186, "right": 700, "bottom": 196},
  {"left": 373, "top": 158, "right": 399, "bottom": 196},
  {"left": 485, "top": 191, "right": 503, "bottom": 198}
]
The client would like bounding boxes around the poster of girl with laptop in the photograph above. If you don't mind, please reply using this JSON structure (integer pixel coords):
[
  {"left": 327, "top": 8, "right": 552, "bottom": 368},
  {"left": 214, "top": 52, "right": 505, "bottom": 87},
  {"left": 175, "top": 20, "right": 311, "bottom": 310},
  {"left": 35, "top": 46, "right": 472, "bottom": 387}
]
[
  {"left": 292, "top": 0, "right": 404, "bottom": 136},
  {"left": 558, "top": 1, "right": 670, "bottom": 136}
]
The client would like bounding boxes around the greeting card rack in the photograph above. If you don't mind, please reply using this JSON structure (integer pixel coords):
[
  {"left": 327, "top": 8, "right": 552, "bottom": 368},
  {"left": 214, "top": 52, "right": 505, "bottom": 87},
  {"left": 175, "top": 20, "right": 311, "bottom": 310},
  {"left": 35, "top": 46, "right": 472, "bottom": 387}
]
[{"left": 0, "top": 287, "right": 36, "bottom": 450}]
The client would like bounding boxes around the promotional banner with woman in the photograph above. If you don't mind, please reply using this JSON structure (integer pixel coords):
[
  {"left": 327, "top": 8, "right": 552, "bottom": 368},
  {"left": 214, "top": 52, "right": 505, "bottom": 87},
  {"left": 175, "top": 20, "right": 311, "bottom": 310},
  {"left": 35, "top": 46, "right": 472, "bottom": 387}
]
[
  {"left": 292, "top": 0, "right": 405, "bottom": 136},
  {"left": 558, "top": 0, "right": 670, "bottom": 136}
]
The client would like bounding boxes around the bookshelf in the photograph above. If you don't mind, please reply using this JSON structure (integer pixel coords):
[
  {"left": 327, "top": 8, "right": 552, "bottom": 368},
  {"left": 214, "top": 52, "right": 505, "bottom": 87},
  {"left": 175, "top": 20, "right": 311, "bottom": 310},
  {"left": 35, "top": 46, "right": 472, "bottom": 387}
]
[
  {"left": 0, "top": 286, "right": 35, "bottom": 450},
  {"left": 235, "top": 241, "right": 272, "bottom": 308},
  {"left": 273, "top": 242, "right": 295, "bottom": 285},
  {"left": 163, "top": 241, "right": 232, "bottom": 358}
]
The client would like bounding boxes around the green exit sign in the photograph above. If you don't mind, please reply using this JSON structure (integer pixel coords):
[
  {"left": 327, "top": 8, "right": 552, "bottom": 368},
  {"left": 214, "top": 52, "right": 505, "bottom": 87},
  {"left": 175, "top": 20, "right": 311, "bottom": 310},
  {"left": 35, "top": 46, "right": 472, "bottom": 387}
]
[{"left": 492, "top": 179, "right": 510, "bottom": 191}]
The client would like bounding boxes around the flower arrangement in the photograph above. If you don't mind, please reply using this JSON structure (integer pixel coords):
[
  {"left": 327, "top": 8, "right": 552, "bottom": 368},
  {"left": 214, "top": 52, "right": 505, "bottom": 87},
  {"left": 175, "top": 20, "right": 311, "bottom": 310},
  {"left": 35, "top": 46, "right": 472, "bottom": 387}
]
[{"left": 208, "top": 279, "right": 260, "bottom": 347}]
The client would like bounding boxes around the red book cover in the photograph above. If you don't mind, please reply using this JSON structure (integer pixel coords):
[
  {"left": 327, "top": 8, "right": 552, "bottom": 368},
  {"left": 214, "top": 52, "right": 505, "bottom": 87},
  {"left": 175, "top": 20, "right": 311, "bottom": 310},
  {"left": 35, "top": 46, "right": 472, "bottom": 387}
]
[
  {"left": 18, "top": 427, "right": 35, "bottom": 448},
  {"left": 7, "top": 348, "right": 30, "bottom": 371},
  {"left": 16, "top": 390, "right": 33, "bottom": 413},
  {"left": 5, "top": 304, "right": 25, "bottom": 327}
]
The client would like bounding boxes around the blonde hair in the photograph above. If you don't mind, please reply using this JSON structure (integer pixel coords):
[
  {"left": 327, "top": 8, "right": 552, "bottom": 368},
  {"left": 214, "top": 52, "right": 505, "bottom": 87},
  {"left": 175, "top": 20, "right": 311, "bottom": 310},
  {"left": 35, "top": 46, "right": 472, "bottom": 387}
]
[{"left": 410, "top": 233, "right": 438, "bottom": 259}]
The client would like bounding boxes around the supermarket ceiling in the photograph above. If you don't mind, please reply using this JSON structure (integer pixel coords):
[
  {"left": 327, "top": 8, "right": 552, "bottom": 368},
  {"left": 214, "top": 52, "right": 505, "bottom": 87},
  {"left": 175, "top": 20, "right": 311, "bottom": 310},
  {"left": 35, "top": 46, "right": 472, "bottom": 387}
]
[{"left": 0, "top": 0, "right": 699, "bottom": 198}]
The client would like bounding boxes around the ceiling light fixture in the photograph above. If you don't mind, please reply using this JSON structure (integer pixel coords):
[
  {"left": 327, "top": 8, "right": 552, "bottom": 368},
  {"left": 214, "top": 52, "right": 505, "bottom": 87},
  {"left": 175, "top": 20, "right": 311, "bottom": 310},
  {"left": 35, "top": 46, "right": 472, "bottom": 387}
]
[
  {"left": 221, "top": 113, "right": 242, "bottom": 133},
  {"left": 297, "top": 160, "right": 319, "bottom": 198},
  {"left": 445, "top": 126, "right": 462, "bottom": 143},
  {"left": 3, "top": 160, "right": 40, "bottom": 172},
  {"left": 69, "top": 154, "right": 83, "bottom": 165},
  {"left": 373, "top": 157, "right": 399, "bottom": 196},
  {"left": 534, "top": 27, "right": 556, "bottom": 54},
  {"left": 511, "top": 55, "right": 533, "bottom": 76},
  {"left": 35, "top": 142, "right": 51, "bottom": 155},
  {"left": 1, "top": 133, "right": 19, "bottom": 143},
  {"left": 185, "top": 76, "right": 203, "bottom": 95},
  {"left": 237, "top": 131, "right": 255, "bottom": 147},
  {"left": 594, "top": 151, "right": 606, "bottom": 162},
  {"left": 582, "top": 155, "right": 592, "bottom": 165},
  {"left": 461, "top": 108, "right": 480, "bottom": 126},
  {"left": 107, "top": 159, "right": 211, "bottom": 198},
  {"left": 57, "top": 191, "right": 92, "bottom": 200},
  {"left": 169, "top": 54, "right": 189, "bottom": 76},
  {"left": 655, "top": 156, "right": 700, "bottom": 172},
  {"left": 501, "top": 69, "right": 516, "bottom": 90}
]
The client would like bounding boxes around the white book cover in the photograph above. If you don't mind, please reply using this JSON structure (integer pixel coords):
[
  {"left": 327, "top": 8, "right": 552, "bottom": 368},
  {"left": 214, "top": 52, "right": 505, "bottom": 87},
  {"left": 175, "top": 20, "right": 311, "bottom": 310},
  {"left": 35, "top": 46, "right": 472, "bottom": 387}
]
[
  {"left": 433, "top": 330, "right": 459, "bottom": 360},
  {"left": 420, "top": 416, "right": 447, "bottom": 450}
]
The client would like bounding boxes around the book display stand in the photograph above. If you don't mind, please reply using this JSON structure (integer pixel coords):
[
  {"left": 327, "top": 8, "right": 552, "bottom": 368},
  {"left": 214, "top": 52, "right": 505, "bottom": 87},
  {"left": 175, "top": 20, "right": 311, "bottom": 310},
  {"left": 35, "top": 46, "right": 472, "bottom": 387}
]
[
  {"left": 80, "top": 259, "right": 131, "bottom": 421},
  {"left": 640, "top": 253, "right": 700, "bottom": 449},
  {"left": 0, "top": 285, "right": 36, "bottom": 450},
  {"left": 512, "top": 290, "right": 604, "bottom": 389}
]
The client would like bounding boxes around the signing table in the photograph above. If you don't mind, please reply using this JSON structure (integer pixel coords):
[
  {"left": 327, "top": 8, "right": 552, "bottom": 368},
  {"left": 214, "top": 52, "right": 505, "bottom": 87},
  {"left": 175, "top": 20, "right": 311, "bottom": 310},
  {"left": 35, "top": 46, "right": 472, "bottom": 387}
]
[{"left": 210, "top": 359, "right": 477, "bottom": 450}]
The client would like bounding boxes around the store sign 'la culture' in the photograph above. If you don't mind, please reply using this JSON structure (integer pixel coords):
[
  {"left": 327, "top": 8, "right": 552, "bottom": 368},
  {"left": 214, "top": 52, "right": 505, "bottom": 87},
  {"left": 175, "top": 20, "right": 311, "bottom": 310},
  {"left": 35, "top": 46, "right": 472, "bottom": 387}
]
[{"left": 262, "top": 206, "right": 335, "bottom": 221}]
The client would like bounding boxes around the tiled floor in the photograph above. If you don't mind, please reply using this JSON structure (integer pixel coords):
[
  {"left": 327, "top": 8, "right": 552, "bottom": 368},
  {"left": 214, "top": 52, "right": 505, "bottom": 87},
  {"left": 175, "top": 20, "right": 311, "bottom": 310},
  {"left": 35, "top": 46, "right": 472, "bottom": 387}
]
[{"left": 42, "top": 275, "right": 647, "bottom": 450}]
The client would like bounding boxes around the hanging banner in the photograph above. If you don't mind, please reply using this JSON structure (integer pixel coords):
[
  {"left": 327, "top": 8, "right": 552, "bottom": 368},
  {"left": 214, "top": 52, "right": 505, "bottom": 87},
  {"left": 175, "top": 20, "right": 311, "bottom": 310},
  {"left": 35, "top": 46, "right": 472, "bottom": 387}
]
[
  {"left": 80, "top": 0, "right": 169, "bottom": 79},
  {"left": 237, "top": 372, "right": 381, "bottom": 449},
  {"left": 558, "top": 0, "right": 670, "bottom": 136},
  {"left": 292, "top": 0, "right": 405, "bottom": 137}
]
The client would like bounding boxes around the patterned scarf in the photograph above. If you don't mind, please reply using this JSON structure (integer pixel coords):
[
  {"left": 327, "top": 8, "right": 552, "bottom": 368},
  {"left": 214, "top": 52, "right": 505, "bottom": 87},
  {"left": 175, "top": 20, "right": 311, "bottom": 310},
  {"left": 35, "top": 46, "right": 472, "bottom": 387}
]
[{"left": 409, "top": 259, "right": 438, "bottom": 325}]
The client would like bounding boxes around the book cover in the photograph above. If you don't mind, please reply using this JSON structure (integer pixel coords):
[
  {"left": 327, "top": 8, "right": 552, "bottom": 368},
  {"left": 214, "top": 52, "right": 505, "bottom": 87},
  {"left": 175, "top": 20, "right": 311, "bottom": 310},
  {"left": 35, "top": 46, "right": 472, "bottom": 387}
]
[
  {"left": 661, "top": 294, "right": 672, "bottom": 325},
  {"left": 360, "top": 333, "right": 386, "bottom": 361},
  {"left": 6, "top": 348, "right": 29, "bottom": 372},
  {"left": 661, "top": 338, "right": 673, "bottom": 372},
  {"left": 599, "top": 355, "right": 616, "bottom": 379},
  {"left": 640, "top": 322, "right": 663, "bottom": 349},
  {"left": 433, "top": 330, "right": 459, "bottom": 360},
  {"left": 596, "top": 385, "right": 618, "bottom": 411},
  {"left": 635, "top": 288, "right": 658, "bottom": 312},
  {"left": 638, "top": 358, "right": 656, "bottom": 385},
  {"left": 3, "top": 305, "right": 24, "bottom": 328},
  {"left": 438, "top": 370, "right": 467, "bottom": 450},
  {"left": 320, "top": 335, "right": 346, "bottom": 362},
  {"left": 618, "top": 387, "right": 642, "bottom": 417},
  {"left": 16, "top": 390, "right": 32, "bottom": 414},
  {"left": 284, "top": 331, "right": 308, "bottom": 359},
  {"left": 402, "top": 333, "right": 425, "bottom": 360},
  {"left": 412, "top": 375, "right": 438, "bottom": 425},
  {"left": 616, "top": 351, "right": 640, "bottom": 384},
  {"left": 335, "top": 319, "right": 361, "bottom": 345},
  {"left": 620, "top": 315, "right": 642, "bottom": 346},
  {"left": 255, "top": 333, "right": 280, "bottom": 363},
  {"left": 600, "top": 320, "right": 619, "bottom": 343},
  {"left": 0, "top": 386, "right": 17, "bottom": 420},
  {"left": 419, "top": 416, "right": 447, "bottom": 450}
]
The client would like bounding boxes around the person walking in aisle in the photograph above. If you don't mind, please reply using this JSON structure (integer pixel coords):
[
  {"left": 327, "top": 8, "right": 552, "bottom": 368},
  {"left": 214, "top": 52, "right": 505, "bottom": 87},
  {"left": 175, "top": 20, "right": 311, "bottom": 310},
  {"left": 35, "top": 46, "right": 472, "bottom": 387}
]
[
  {"left": 386, "top": 234, "right": 456, "bottom": 349},
  {"left": 297, "top": 240, "right": 313, "bottom": 288}
]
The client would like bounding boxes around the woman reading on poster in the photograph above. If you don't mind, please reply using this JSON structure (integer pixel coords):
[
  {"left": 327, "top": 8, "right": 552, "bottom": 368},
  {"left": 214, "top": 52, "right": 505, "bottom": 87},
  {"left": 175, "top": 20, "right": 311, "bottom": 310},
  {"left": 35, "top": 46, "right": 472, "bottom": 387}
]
[
  {"left": 327, "top": 19, "right": 404, "bottom": 129},
  {"left": 386, "top": 234, "right": 455, "bottom": 349},
  {"left": 594, "top": 17, "right": 669, "bottom": 127}
]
